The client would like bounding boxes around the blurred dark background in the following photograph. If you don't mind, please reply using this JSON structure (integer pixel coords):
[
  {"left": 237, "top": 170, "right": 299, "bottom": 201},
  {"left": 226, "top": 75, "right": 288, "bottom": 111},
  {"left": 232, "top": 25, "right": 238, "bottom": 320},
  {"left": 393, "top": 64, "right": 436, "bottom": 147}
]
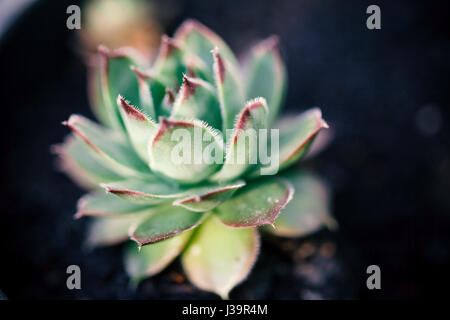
[{"left": 0, "top": 0, "right": 448, "bottom": 299}]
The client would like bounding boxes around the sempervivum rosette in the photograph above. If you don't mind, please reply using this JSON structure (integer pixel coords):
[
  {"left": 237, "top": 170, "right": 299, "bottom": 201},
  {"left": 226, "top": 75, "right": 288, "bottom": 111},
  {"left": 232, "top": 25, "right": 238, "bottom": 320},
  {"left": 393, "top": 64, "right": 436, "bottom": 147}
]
[{"left": 53, "top": 20, "right": 335, "bottom": 298}]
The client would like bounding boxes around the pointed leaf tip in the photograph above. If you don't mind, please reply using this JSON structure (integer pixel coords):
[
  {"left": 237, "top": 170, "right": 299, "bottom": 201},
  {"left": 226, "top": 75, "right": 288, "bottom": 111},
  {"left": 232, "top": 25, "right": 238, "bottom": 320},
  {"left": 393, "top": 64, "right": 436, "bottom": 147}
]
[
  {"left": 211, "top": 47, "right": 225, "bottom": 83},
  {"left": 117, "top": 95, "right": 147, "bottom": 122},
  {"left": 63, "top": 115, "right": 100, "bottom": 153},
  {"left": 171, "top": 75, "right": 221, "bottom": 129},
  {"left": 159, "top": 35, "right": 182, "bottom": 58},
  {"left": 181, "top": 74, "right": 199, "bottom": 100},
  {"left": 256, "top": 35, "right": 280, "bottom": 53},
  {"left": 116, "top": 95, "right": 158, "bottom": 162},
  {"left": 130, "top": 65, "right": 151, "bottom": 80},
  {"left": 165, "top": 87, "right": 175, "bottom": 104}
]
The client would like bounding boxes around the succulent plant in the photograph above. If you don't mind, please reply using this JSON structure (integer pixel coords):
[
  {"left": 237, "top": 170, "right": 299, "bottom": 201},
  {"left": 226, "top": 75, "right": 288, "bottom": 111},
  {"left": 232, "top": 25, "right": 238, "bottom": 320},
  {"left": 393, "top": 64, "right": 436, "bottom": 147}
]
[{"left": 53, "top": 19, "right": 336, "bottom": 299}]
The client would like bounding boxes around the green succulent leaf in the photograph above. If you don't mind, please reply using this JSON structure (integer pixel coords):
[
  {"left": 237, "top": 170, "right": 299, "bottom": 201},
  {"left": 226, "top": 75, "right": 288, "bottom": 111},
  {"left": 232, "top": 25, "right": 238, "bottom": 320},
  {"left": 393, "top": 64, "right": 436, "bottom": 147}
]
[
  {"left": 174, "top": 20, "right": 240, "bottom": 79},
  {"left": 52, "top": 136, "right": 123, "bottom": 190},
  {"left": 214, "top": 178, "right": 293, "bottom": 228},
  {"left": 55, "top": 19, "right": 333, "bottom": 297},
  {"left": 117, "top": 96, "right": 158, "bottom": 162},
  {"left": 75, "top": 191, "right": 148, "bottom": 218},
  {"left": 265, "top": 171, "right": 337, "bottom": 237},
  {"left": 158, "top": 87, "right": 176, "bottom": 117},
  {"left": 171, "top": 75, "right": 222, "bottom": 130},
  {"left": 88, "top": 65, "right": 111, "bottom": 128},
  {"left": 181, "top": 216, "right": 260, "bottom": 299},
  {"left": 130, "top": 66, "right": 167, "bottom": 119},
  {"left": 101, "top": 178, "right": 185, "bottom": 205},
  {"left": 86, "top": 212, "right": 151, "bottom": 247},
  {"left": 97, "top": 45, "right": 144, "bottom": 130},
  {"left": 173, "top": 181, "right": 245, "bottom": 212},
  {"left": 151, "top": 35, "right": 186, "bottom": 87},
  {"left": 276, "top": 108, "right": 329, "bottom": 170},
  {"left": 212, "top": 48, "right": 245, "bottom": 132},
  {"left": 211, "top": 98, "right": 268, "bottom": 182},
  {"left": 63, "top": 115, "right": 151, "bottom": 176},
  {"left": 245, "top": 36, "right": 286, "bottom": 124},
  {"left": 125, "top": 231, "right": 193, "bottom": 283},
  {"left": 130, "top": 207, "right": 208, "bottom": 247},
  {"left": 149, "top": 118, "right": 224, "bottom": 184}
]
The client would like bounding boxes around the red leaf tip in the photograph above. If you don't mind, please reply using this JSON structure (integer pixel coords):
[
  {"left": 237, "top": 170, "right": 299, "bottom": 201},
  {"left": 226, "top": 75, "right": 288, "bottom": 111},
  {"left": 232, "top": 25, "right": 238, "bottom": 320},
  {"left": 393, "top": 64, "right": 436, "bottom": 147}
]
[
  {"left": 117, "top": 95, "right": 147, "bottom": 121},
  {"left": 174, "top": 19, "right": 202, "bottom": 40},
  {"left": 159, "top": 35, "right": 182, "bottom": 58},
  {"left": 231, "top": 98, "right": 268, "bottom": 143},
  {"left": 245, "top": 97, "right": 269, "bottom": 112},
  {"left": 257, "top": 35, "right": 280, "bottom": 52},
  {"left": 309, "top": 108, "right": 329, "bottom": 129},
  {"left": 212, "top": 47, "right": 226, "bottom": 83},
  {"left": 130, "top": 65, "right": 152, "bottom": 80},
  {"left": 165, "top": 88, "right": 175, "bottom": 104},
  {"left": 181, "top": 74, "right": 198, "bottom": 100}
]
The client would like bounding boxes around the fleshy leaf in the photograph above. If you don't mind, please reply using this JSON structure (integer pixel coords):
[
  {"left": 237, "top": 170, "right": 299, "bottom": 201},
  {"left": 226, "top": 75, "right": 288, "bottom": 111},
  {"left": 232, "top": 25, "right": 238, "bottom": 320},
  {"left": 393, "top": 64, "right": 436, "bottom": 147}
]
[
  {"left": 75, "top": 191, "right": 148, "bottom": 218},
  {"left": 117, "top": 96, "right": 158, "bottom": 162},
  {"left": 245, "top": 36, "right": 286, "bottom": 124},
  {"left": 159, "top": 87, "right": 175, "bottom": 117},
  {"left": 101, "top": 178, "right": 185, "bottom": 205},
  {"left": 174, "top": 20, "right": 240, "bottom": 79},
  {"left": 86, "top": 212, "right": 151, "bottom": 247},
  {"left": 275, "top": 108, "right": 329, "bottom": 170},
  {"left": 173, "top": 181, "right": 245, "bottom": 212},
  {"left": 52, "top": 136, "right": 123, "bottom": 190},
  {"left": 125, "top": 231, "right": 193, "bottom": 283},
  {"left": 212, "top": 48, "right": 245, "bottom": 132},
  {"left": 171, "top": 75, "right": 221, "bottom": 129},
  {"left": 97, "top": 45, "right": 144, "bottom": 130},
  {"left": 265, "top": 171, "right": 337, "bottom": 237},
  {"left": 87, "top": 61, "right": 111, "bottom": 127},
  {"left": 151, "top": 35, "right": 186, "bottom": 88},
  {"left": 214, "top": 178, "right": 293, "bottom": 228},
  {"left": 211, "top": 98, "right": 268, "bottom": 182},
  {"left": 130, "top": 207, "right": 208, "bottom": 247},
  {"left": 303, "top": 127, "right": 334, "bottom": 160},
  {"left": 149, "top": 118, "right": 224, "bottom": 184},
  {"left": 63, "top": 115, "right": 150, "bottom": 176},
  {"left": 181, "top": 216, "right": 259, "bottom": 299},
  {"left": 130, "top": 66, "right": 167, "bottom": 118}
]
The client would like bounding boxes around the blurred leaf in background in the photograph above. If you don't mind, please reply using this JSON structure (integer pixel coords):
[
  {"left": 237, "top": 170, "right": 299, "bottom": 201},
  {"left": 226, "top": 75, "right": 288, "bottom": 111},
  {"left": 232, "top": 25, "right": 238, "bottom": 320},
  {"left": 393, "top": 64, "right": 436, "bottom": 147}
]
[{"left": 79, "top": 0, "right": 162, "bottom": 59}]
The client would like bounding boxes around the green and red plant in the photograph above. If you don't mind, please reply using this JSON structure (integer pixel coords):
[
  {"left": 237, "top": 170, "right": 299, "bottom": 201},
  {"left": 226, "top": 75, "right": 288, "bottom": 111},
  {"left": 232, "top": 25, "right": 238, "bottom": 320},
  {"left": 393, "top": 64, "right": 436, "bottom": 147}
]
[{"left": 53, "top": 20, "right": 335, "bottom": 298}]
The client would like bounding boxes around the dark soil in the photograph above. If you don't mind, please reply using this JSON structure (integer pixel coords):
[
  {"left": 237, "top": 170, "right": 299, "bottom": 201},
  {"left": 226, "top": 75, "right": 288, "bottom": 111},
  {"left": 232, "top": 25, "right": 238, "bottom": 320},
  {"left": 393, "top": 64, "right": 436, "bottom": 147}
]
[{"left": 0, "top": 0, "right": 448, "bottom": 299}]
